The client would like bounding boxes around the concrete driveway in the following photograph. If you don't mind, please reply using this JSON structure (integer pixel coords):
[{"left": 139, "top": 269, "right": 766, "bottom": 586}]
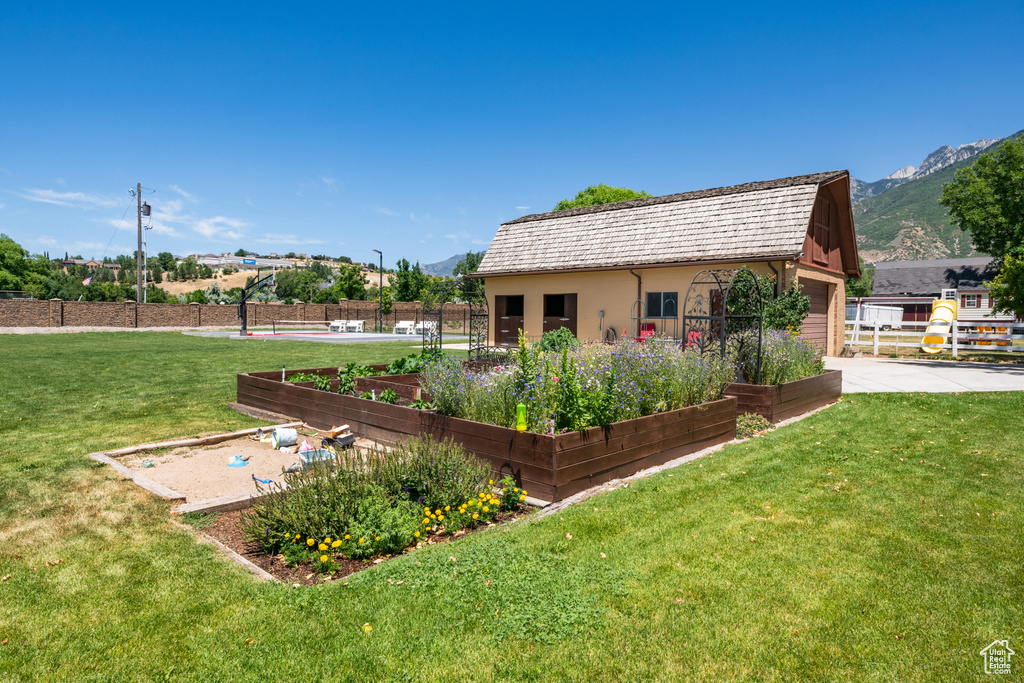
[{"left": 824, "top": 356, "right": 1024, "bottom": 393}]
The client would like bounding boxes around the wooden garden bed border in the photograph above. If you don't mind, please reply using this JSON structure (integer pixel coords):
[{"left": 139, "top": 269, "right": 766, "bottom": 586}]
[
  {"left": 236, "top": 367, "right": 738, "bottom": 502},
  {"left": 723, "top": 369, "right": 842, "bottom": 423}
]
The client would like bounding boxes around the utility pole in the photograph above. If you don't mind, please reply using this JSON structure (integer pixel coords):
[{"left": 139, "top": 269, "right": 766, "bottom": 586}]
[{"left": 136, "top": 182, "right": 143, "bottom": 303}]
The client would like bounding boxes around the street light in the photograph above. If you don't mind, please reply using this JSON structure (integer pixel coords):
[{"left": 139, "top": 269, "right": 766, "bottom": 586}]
[{"left": 372, "top": 249, "right": 382, "bottom": 333}]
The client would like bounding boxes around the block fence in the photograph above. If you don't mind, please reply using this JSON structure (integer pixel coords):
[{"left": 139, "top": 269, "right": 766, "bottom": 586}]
[{"left": 0, "top": 299, "right": 472, "bottom": 330}]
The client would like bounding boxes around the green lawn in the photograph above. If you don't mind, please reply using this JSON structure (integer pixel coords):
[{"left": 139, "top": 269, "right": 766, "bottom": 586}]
[{"left": 1, "top": 333, "right": 1021, "bottom": 681}]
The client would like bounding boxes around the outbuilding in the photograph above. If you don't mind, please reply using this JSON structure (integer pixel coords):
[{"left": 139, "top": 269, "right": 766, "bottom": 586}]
[{"left": 472, "top": 170, "right": 860, "bottom": 356}]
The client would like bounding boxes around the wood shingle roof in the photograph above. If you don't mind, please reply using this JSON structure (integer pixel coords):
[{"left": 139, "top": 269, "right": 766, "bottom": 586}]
[{"left": 477, "top": 171, "right": 847, "bottom": 276}]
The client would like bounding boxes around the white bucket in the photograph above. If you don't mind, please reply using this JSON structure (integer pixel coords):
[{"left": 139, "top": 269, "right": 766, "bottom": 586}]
[{"left": 271, "top": 428, "right": 298, "bottom": 449}]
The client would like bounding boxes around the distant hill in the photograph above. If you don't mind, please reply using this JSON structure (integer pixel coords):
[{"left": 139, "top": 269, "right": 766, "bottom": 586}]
[
  {"left": 852, "top": 130, "right": 1021, "bottom": 262},
  {"left": 421, "top": 253, "right": 487, "bottom": 278}
]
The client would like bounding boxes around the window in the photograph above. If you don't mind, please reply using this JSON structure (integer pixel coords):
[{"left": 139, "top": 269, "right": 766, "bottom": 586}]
[
  {"left": 544, "top": 294, "right": 565, "bottom": 317},
  {"left": 646, "top": 291, "right": 678, "bottom": 318},
  {"left": 505, "top": 295, "right": 524, "bottom": 317},
  {"left": 964, "top": 294, "right": 979, "bottom": 308}
]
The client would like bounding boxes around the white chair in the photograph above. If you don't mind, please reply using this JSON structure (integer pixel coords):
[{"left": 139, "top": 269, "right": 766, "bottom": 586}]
[
  {"left": 393, "top": 320, "right": 416, "bottom": 334},
  {"left": 328, "top": 320, "right": 348, "bottom": 332},
  {"left": 345, "top": 320, "right": 365, "bottom": 333},
  {"left": 414, "top": 320, "right": 437, "bottom": 335}
]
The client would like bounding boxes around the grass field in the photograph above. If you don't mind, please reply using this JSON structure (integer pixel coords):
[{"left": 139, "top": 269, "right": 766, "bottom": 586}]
[{"left": 1, "top": 332, "right": 1022, "bottom": 681}]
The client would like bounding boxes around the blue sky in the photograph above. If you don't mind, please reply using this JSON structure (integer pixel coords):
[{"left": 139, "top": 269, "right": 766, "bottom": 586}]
[{"left": 2, "top": 1, "right": 1022, "bottom": 267}]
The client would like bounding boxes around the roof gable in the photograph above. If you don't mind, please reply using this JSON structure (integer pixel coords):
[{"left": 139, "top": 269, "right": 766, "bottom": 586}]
[
  {"left": 478, "top": 171, "right": 849, "bottom": 276},
  {"left": 872, "top": 257, "right": 998, "bottom": 296}
]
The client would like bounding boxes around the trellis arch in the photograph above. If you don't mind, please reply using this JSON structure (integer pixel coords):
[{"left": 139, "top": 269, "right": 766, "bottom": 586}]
[
  {"left": 681, "top": 267, "right": 766, "bottom": 383},
  {"left": 421, "top": 277, "right": 491, "bottom": 361}
]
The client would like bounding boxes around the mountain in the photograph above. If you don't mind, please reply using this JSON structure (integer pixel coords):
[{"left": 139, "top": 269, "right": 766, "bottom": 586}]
[
  {"left": 851, "top": 139, "right": 1000, "bottom": 200},
  {"left": 420, "top": 254, "right": 465, "bottom": 277},
  {"left": 852, "top": 131, "right": 1020, "bottom": 262}
]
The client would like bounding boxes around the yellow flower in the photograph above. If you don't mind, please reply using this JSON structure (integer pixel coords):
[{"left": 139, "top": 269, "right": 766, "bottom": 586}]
[
  {"left": 325, "top": 537, "right": 332, "bottom": 544},
  {"left": 344, "top": 534, "right": 350, "bottom": 540},
  {"left": 489, "top": 480, "right": 494, "bottom": 485},
  {"left": 414, "top": 531, "right": 420, "bottom": 538},
  {"left": 483, "top": 506, "right": 489, "bottom": 513},
  {"left": 435, "top": 509, "right": 442, "bottom": 516},
  {"left": 359, "top": 537, "right": 365, "bottom": 544},
  {"left": 291, "top": 538, "right": 297, "bottom": 543},
  {"left": 306, "top": 538, "right": 314, "bottom": 546},
  {"left": 445, "top": 506, "right": 450, "bottom": 512},
  {"left": 318, "top": 543, "right": 328, "bottom": 552},
  {"left": 472, "top": 513, "right": 478, "bottom": 520},
  {"left": 362, "top": 623, "right": 372, "bottom": 633},
  {"left": 284, "top": 533, "right": 290, "bottom": 538},
  {"left": 514, "top": 488, "right": 519, "bottom": 493},
  {"left": 319, "top": 555, "right": 328, "bottom": 562},
  {"left": 423, "top": 518, "right": 430, "bottom": 525},
  {"left": 520, "top": 495, "right": 526, "bottom": 501},
  {"left": 332, "top": 540, "right": 342, "bottom": 548},
  {"left": 375, "top": 536, "right": 380, "bottom": 540},
  {"left": 438, "top": 515, "right": 445, "bottom": 522}
]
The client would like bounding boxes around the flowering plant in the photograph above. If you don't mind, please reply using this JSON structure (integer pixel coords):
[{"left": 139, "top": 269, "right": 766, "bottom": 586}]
[{"left": 420, "top": 333, "right": 735, "bottom": 433}]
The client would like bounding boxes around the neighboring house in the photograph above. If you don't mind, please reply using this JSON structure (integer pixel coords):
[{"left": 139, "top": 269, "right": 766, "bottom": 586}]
[
  {"left": 850, "top": 257, "right": 1018, "bottom": 324},
  {"left": 471, "top": 170, "right": 861, "bottom": 356},
  {"left": 62, "top": 259, "right": 121, "bottom": 273}
]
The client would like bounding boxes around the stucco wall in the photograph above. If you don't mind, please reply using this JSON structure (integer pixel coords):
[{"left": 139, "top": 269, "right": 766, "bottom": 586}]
[{"left": 484, "top": 262, "right": 778, "bottom": 346}]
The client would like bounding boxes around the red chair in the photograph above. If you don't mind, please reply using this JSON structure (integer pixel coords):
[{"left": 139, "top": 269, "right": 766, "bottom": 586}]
[{"left": 636, "top": 322, "right": 655, "bottom": 342}]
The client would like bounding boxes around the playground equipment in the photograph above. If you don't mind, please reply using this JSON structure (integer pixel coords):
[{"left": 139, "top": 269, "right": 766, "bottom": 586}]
[
  {"left": 238, "top": 267, "right": 276, "bottom": 336},
  {"left": 921, "top": 299, "right": 958, "bottom": 354}
]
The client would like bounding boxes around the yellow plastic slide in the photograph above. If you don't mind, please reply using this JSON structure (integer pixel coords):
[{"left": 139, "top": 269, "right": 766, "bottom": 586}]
[{"left": 921, "top": 299, "right": 958, "bottom": 354}]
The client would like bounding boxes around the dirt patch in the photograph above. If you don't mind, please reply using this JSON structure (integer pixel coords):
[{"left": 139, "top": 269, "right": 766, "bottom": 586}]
[{"left": 122, "top": 433, "right": 373, "bottom": 503}]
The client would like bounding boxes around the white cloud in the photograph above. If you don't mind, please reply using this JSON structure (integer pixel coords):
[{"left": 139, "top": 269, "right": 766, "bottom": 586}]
[
  {"left": 515, "top": 205, "right": 531, "bottom": 210},
  {"left": 256, "top": 233, "right": 327, "bottom": 246},
  {"left": 17, "top": 188, "right": 121, "bottom": 208},
  {"left": 376, "top": 207, "right": 401, "bottom": 217},
  {"left": 409, "top": 212, "right": 432, "bottom": 223},
  {"left": 35, "top": 237, "right": 57, "bottom": 246},
  {"left": 55, "top": 177, "right": 67, "bottom": 186},
  {"left": 321, "top": 176, "right": 337, "bottom": 193},
  {"left": 194, "top": 216, "right": 247, "bottom": 241},
  {"left": 169, "top": 184, "right": 197, "bottom": 202},
  {"left": 471, "top": 238, "right": 489, "bottom": 246}
]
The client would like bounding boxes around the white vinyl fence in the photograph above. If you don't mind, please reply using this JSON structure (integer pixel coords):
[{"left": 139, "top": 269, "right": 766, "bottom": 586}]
[{"left": 846, "top": 320, "right": 1024, "bottom": 357}]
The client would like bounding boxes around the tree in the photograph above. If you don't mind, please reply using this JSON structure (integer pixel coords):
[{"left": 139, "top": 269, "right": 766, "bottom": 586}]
[
  {"left": 845, "top": 257, "right": 874, "bottom": 297},
  {"left": 157, "top": 252, "right": 177, "bottom": 270},
  {"left": 986, "top": 249, "right": 1024, "bottom": 317},
  {"left": 452, "top": 251, "right": 484, "bottom": 278},
  {"left": 941, "top": 137, "right": 1024, "bottom": 316},
  {"left": 392, "top": 259, "right": 431, "bottom": 301},
  {"left": 234, "top": 248, "right": 248, "bottom": 257},
  {"left": 0, "top": 234, "right": 53, "bottom": 297},
  {"left": 553, "top": 185, "right": 651, "bottom": 211},
  {"left": 940, "top": 138, "right": 1024, "bottom": 259}
]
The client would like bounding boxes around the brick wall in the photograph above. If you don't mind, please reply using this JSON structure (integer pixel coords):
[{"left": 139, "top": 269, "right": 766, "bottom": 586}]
[{"left": 0, "top": 299, "right": 473, "bottom": 331}]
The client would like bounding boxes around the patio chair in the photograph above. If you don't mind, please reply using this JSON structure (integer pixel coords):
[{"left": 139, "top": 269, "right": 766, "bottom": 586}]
[
  {"left": 328, "top": 320, "right": 348, "bottom": 332},
  {"left": 345, "top": 320, "right": 365, "bottom": 333},
  {"left": 415, "top": 320, "right": 438, "bottom": 335},
  {"left": 393, "top": 320, "right": 416, "bottom": 334},
  {"left": 636, "top": 322, "right": 655, "bottom": 342}
]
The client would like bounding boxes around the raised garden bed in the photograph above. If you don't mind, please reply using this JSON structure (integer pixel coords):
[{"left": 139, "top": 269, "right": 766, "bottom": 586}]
[
  {"left": 236, "top": 367, "right": 737, "bottom": 503},
  {"left": 724, "top": 369, "right": 842, "bottom": 423}
]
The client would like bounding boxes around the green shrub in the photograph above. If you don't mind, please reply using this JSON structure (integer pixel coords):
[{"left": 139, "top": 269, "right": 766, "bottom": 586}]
[
  {"left": 372, "top": 435, "right": 489, "bottom": 512},
  {"left": 538, "top": 327, "right": 579, "bottom": 353},
  {"left": 736, "top": 412, "right": 772, "bottom": 439},
  {"left": 732, "top": 329, "right": 824, "bottom": 385}
]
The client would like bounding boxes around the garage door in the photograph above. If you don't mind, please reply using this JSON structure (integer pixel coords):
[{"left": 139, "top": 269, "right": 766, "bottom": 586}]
[{"left": 800, "top": 280, "right": 829, "bottom": 350}]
